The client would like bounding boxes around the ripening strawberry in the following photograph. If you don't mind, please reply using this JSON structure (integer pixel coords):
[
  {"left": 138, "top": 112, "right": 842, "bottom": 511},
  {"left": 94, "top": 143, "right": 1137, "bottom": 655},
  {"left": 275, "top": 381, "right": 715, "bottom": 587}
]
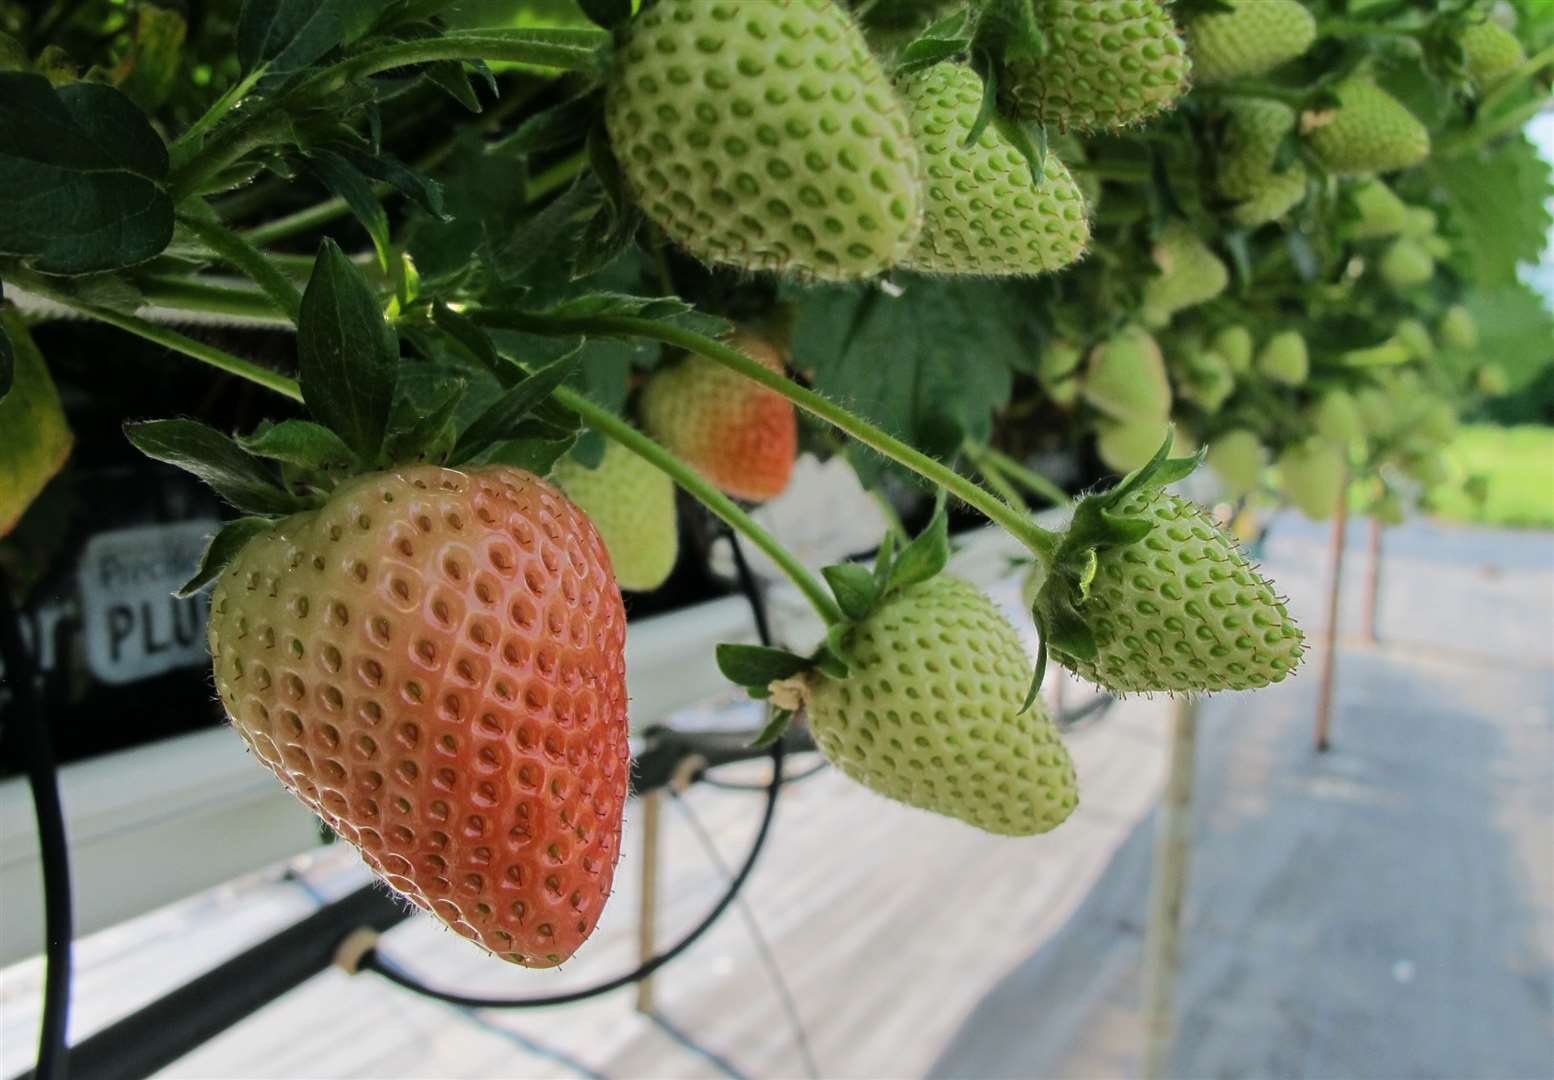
[
  {"left": 1212, "top": 325, "right": 1254, "bottom": 373},
  {"left": 1207, "top": 428, "right": 1268, "bottom": 498},
  {"left": 639, "top": 331, "right": 797, "bottom": 502},
  {"left": 803, "top": 575, "right": 1079, "bottom": 835},
  {"left": 1188, "top": 0, "right": 1317, "bottom": 84},
  {"left": 553, "top": 442, "right": 678, "bottom": 592},
  {"left": 1459, "top": 20, "right": 1525, "bottom": 90},
  {"left": 1052, "top": 488, "right": 1304, "bottom": 693},
  {"left": 604, "top": 0, "right": 922, "bottom": 280},
  {"left": 1217, "top": 99, "right": 1307, "bottom": 227},
  {"left": 1305, "top": 79, "right": 1431, "bottom": 177},
  {"left": 1342, "top": 179, "right": 1409, "bottom": 239},
  {"left": 1378, "top": 238, "right": 1435, "bottom": 288},
  {"left": 1257, "top": 330, "right": 1309, "bottom": 386},
  {"left": 1141, "top": 222, "right": 1229, "bottom": 327},
  {"left": 899, "top": 63, "right": 1090, "bottom": 277},
  {"left": 209, "top": 465, "right": 630, "bottom": 967},
  {"left": 1002, "top": 0, "right": 1191, "bottom": 133},
  {"left": 1438, "top": 304, "right": 1479, "bottom": 350},
  {"left": 1278, "top": 437, "right": 1345, "bottom": 520},
  {"left": 1083, "top": 325, "right": 1172, "bottom": 423}
]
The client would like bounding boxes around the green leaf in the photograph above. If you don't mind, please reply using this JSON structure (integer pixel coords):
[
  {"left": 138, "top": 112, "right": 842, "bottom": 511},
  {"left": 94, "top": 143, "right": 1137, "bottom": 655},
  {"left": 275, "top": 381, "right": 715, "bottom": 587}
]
[
  {"left": 298, "top": 238, "right": 399, "bottom": 463},
  {"left": 871, "top": 530, "right": 896, "bottom": 587},
  {"left": 888, "top": 507, "right": 950, "bottom": 592},
  {"left": 476, "top": 433, "right": 577, "bottom": 475},
  {"left": 749, "top": 709, "right": 795, "bottom": 749},
  {"left": 177, "top": 517, "right": 274, "bottom": 597},
  {"left": 0, "top": 311, "right": 71, "bottom": 538},
  {"left": 1020, "top": 638, "right": 1046, "bottom": 714},
  {"left": 495, "top": 94, "right": 601, "bottom": 156},
  {"left": 237, "top": 419, "right": 357, "bottom": 471},
  {"left": 450, "top": 350, "right": 581, "bottom": 464},
  {"left": 425, "top": 61, "right": 482, "bottom": 112},
  {"left": 336, "top": 143, "right": 447, "bottom": 220},
  {"left": 715, "top": 643, "right": 811, "bottom": 688},
  {"left": 238, "top": 0, "right": 391, "bottom": 78},
  {"left": 577, "top": 0, "right": 632, "bottom": 30},
  {"left": 823, "top": 563, "right": 880, "bottom": 621},
  {"left": 124, "top": 419, "right": 303, "bottom": 516},
  {"left": 818, "top": 627, "right": 852, "bottom": 677},
  {"left": 0, "top": 74, "right": 172, "bottom": 273},
  {"left": 305, "top": 148, "right": 391, "bottom": 269},
  {"left": 433, "top": 302, "right": 508, "bottom": 381},
  {"left": 115, "top": 5, "right": 189, "bottom": 111},
  {"left": 384, "top": 377, "right": 465, "bottom": 463}
]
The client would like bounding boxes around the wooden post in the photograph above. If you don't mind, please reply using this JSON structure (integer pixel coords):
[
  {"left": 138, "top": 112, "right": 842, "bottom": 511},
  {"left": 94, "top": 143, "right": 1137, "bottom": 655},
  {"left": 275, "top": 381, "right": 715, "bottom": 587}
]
[
  {"left": 1313, "top": 486, "right": 1349, "bottom": 753},
  {"left": 634, "top": 789, "right": 662, "bottom": 1015},
  {"left": 1361, "top": 518, "right": 1383, "bottom": 645},
  {"left": 1142, "top": 696, "right": 1201, "bottom": 1080}
]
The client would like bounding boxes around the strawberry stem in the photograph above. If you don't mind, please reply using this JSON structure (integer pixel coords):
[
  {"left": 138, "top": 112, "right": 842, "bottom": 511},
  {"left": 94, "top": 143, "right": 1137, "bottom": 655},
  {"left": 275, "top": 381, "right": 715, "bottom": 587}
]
[{"left": 485, "top": 312, "right": 1064, "bottom": 565}]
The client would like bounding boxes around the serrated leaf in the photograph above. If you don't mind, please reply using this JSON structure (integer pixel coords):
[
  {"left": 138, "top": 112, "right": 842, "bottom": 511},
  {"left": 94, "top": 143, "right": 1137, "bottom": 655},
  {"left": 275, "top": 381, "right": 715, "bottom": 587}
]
[
  {"left": 384, "top": 377, "right": 465, "bottom": 463},
  {"left": 749, "top": 709, "right": 794, "bottom": 749},
  {"left": 450, "top": 350, "right": 581, "bottom": 464},
  {"left": 305, "top": 148, "right": 391, "bottom": 269},
  {"left": 823, "top": 562, "right": 879, "bottom": 621},
  {"left": 715, "top": 643, "right": 811, "bottom": 687},
  {"left": 0, "top": 74, "right": 172, "bottom": 273},
  {"left": 298, "top": 238, "right": 399, "bottom": 463},
  {"left": 425, "top": 60, "right": 482, "bottom": 112},
  {"left": 237, "top": 419, "right": 357, "bottom": 470},
  {"left": 124, "top": 419, "right": 303, "bottom": 516},
  {"left": 177, "top": 517, "right": 274, "bottom": 597},
  {"left": 338, "top": 143, "right": 447, "bottom": 220},
  {"left": 888, "top": 507, "right": 949, "bottom": 592},
  {"left": 238, "top": 0, "right": 391, "bottom": 78}
]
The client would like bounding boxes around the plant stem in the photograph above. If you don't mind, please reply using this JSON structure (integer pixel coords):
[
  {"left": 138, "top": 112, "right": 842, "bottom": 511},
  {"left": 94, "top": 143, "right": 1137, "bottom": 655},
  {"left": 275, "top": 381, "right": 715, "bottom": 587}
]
[
  {"left": 1480, "top": 42, "right": 1554, "bottom": 115},
  {"left": 309, "top": 29, "right": 606, "bottom": 94},
  {"left": 966, "top": 446, "right": 1029, "bottom": 515},
  {"left": 169, "top": 64, "right": 270, "bottom": 157},
  {"left": 549, "top": 387, "right": 844, "bottom": 626},
  {"left": 980, "top": 445, "right": 1073, "bottom": 508},
  {"left": 179, "top": 206, "right": 304, "bottom": 322},
  {"left": 138, "top": 277, "right": 290, "bottom": 323},
  {"left": 481, "top": 311, "right": 1062, "bottom": 563},
  {"left": 526, "top": 152, "right": 590, "bottom": 202},
  {"left": 168, "top": 112, "right": 294, "bottom": 202}
]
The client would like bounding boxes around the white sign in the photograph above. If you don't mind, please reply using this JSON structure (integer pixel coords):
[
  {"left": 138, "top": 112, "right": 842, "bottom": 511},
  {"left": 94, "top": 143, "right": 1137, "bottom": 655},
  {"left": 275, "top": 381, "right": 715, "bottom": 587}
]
[{"left": 76, "top": 520, "right": 219, "bottom": 685}]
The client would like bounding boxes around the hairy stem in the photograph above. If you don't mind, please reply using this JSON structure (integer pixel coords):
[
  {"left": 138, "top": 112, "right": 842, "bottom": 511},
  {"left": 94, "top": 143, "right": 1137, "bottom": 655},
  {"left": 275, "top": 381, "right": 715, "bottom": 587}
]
[
  {"left": 479, "top": 311, "right": 1062, "bottom": 563},
  {"left": 309, "top": 29, "right": 606, "bottom": 94},
  {"left": 169, "top": 64, "right": 270, "bottom": 157},
  {"left": 979, "top": 445, "right": 1073, "bottom": 509},
  {"left": 179, "top": 205, "right": 304, "bottom": 322},
  {"left": 137, "top": 277, "right": 291, "bottom": 323}
]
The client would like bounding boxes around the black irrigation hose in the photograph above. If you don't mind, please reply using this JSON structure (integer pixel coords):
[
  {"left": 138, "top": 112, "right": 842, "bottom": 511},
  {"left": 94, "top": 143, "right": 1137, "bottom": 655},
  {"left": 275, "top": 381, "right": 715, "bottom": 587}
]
[
  {"left": 356, "top": 531, "right": 786, "bottom": 1008},
  {"left": 0, "top": 576, "right": 73, "bottom": 1080},
  {"left": 696, "top": 758, "right": 829, "bottom": 792}
]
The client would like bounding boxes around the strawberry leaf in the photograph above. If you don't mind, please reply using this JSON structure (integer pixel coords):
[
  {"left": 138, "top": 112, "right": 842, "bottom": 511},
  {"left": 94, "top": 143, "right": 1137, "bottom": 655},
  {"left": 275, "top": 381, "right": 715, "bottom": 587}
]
[
  {"left": 449, "top": 348, "right": 581, "bottom": 464},
  {"left": 384, "top": 377, "right": 465, "bottom": 464},
  {"left": 887, "top": 506, "right": 949, "bottom": 592},
  {"left": 298, "top": 238, "right": 399, "bottom": 464},
  {"left": 716, "top": 643, "right": 811, "bottom": 688},
  {"left": 749, "top": 709, "right": 794, "bottom": 749},
  {"left": 237, "top": 419, "right": 357, "bottom": 471},
  {"left": 823, "top": 563, "right": 879, "bottom": 621},
  {"left": 305, "top": 149, "right": 391, "bottom": 269},
  {"left": 177, "top": 517, "right": 274, "bottom": 597},
  {"left": 237, "top": 0, "right": 390, "bottom": 79},
  {"left": 125, "top": 419, "right": 305, "bottom": 515}
]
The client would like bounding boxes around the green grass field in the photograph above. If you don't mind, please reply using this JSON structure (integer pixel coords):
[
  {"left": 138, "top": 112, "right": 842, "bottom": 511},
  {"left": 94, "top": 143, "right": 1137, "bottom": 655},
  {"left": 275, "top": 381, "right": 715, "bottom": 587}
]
[{"left": 1429, "top": 425, "right": 1554, "bottom": 529}]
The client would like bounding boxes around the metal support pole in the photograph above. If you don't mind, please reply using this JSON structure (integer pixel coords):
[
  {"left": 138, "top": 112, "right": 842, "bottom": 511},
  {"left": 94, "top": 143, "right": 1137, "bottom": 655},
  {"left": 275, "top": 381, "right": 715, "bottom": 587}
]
[
  {"left": 1313, "top": 486, "right": 1350, "bottom": 753},
  {"left": 1361, "top": 518, "right": 1383, "bottom": 645},
  {"left": 1142, "top": 696, "right": 1200, "bottom": 1080},
  {"left": 634, "top": 789, "right": 663, "bottom": 1015}
]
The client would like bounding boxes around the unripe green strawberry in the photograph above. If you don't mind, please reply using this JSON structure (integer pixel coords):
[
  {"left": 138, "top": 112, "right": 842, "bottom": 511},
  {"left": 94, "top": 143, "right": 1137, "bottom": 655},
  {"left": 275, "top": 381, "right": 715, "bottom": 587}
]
[
  {"left": 1212, "top": 325, "right": 1254, "bottom": 373},
  {"left": 1039, "top": 339, "right": 1085, "bottom": 406},
  {"left": 1354, "top": 386, "right": 1394, "bottom": 436},
  {"left": 1310, "top": 390, "right": 1364, "bottom": 446},
  {"left": 639, "top": 331, "right": 797, "bottom": 503},
  {"left": 1460, "top": 20, "right": 1525, "bottom": 90},
  {"left": 1378, "top": 238, "right": 1435, "bottom": 288},
  {"left": 1306, "top": 79, "right": 1431, "bottom": 177},
  {"left": 1476, "top": 362, "right": 1510, "bottom": 396},
  {"left": 1096, "top": 416, "right": 1171, "bottom": 473},
  {"left": 605, "top": 0, "right": 922, "bottom": 281},
  {"left": 804, "top": 576, "right": 1079, "bottom": 836},
  {"left": 1002, "top": 0, "right": 1192, "bottom": 133},
  {"left": 1180, "top": 348, "right": 1236, "bottom": 413},
  {"left": 1188, "top": 0, "right": 1317, "bottom": 84},
  {"left": 1050, "top": 488, "right": 1304, "bottom": 693},
  {"left": 1142, "top": 222, "right": 1229, "bottom": 327},
  {"left": 209, "top": 465, "right": 630, "bottom": 967},
  {"left": 1278, "top": 437, "right": 1345, "bottom": 520},
  {"left": 552, "top": 442, "right": 678, "bottom": 592},
  {"left": 1217, "top": 98, "right": 1308, "bottom": 226},
  {"left": 1083, "top": 325, "right": 1172, "bottom": 422},
  {"left": 1394, "top": 317, "right": 1436, "bottom": 360},
  {"left": 1257, "top": 330, "right": 1308, "bottom": 386},
  {"left": 1342, "top": 179, "right": 1409, "bottom": 239},
  {"left": 1207, "top": 429, "right": 1268, "bottom": 497},
  {"left": 1438, "top": 304, "right": 1479, "bottom": 350},
  {"left": 1422, "top": 234, "right": 1453, "bottom": 259},
  {"left": 1401, "top": 205, "right": 1439, "bottom": 240},
  {"left": 899, "top": 63, "right": 1090, "bottom": 276},
  {"left": 1415, "top": 397, "right": 1459, "bottom": 445},
  {"left": 1403, "top": 450, "right": 1451, "bottom": 488}
]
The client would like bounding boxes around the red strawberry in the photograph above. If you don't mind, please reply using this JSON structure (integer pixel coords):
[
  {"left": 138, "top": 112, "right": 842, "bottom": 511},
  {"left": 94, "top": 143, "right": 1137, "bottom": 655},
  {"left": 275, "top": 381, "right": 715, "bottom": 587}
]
[
  {"left": 639, "top": 331, "right": 798, "bottom": 502},
  {"left": 208, "top": 464, "right": 629, "bottom": 968}
]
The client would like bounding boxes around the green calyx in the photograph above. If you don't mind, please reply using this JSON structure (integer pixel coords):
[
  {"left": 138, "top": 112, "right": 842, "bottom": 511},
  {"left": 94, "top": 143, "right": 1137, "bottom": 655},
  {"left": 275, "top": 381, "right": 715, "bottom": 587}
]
[{"left": 1032, "top": 432, "right": 1303, "bottom": 694}]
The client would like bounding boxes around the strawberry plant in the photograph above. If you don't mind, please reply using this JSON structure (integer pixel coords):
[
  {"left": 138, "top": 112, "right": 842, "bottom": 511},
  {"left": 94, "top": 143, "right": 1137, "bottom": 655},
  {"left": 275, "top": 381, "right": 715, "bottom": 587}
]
[{"left": 2, "top": 0, "right": 1551, "bottom": 970}]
